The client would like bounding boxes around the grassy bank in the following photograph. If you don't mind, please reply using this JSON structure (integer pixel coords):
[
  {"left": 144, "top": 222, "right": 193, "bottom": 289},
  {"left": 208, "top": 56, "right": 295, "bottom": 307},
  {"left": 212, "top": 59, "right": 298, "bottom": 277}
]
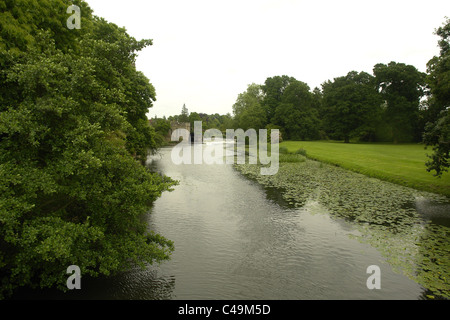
[{"left": 279, "top": 141, "right": 450, "bottom": 197}]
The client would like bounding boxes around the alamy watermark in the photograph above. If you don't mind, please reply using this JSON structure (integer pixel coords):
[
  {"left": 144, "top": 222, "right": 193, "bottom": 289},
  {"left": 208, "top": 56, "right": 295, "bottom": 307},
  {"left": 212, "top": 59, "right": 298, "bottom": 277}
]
[
  {"left": 66, "top": 5, "right": 81, "bottom": 30},
  {"left": 366, "top": 265, "right": 381, "bottom": 290},
  {"left": 171, "top": 121, "right": 280, "bottom": 175},
  {"left": 66, "top": 265, "right": 81, "bottom": 290}
]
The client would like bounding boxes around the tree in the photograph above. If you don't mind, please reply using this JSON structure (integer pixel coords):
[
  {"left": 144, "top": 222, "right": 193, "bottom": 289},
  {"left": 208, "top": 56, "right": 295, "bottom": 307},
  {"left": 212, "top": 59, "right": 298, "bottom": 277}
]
[
  {"left": 0, "top": 0, "right": 175, "bottom": 298},
  {"left": 272, "top": 80, "right": 320, "bottom": 140},
  {"left": 423, "top": 18, "right": 450, "bottom": 176},
  {"left": 423, "top": 109, "right": 449, "bottom": 177},
  {"left": 179, "top": 104, "right": 189, "bottom": 123},
  {"left": 426, "top": 17, "right": 450, "bottom": 116},
  {"left": 0, "top": 0, "right": 93, "bottom": 112},
  {"left": 188, "top": 111, "right": 202, "bottom": 132},
  {"left": 218, "top": 113, "right": 234, "bottom": 132},
  {"left": 373, "top": 62, "right": 426, "bottom": 143},
  {"left": 232, "top": 83, "right": 267, "bottom": 130},
  {"left": 322, "top": 71, "right": 383, "bottom": 143},
  {"left": 261, "top": 75, "right": 297, "bottom": 124},
  {"left": 150, "top": 117, "right": 172, "bottom": 146}
]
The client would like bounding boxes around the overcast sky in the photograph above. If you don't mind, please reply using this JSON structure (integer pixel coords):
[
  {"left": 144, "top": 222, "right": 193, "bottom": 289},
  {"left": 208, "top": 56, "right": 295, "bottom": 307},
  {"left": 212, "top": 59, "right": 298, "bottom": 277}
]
[{"left": 85, "top": 0, "right": 449, "bottom": 118}]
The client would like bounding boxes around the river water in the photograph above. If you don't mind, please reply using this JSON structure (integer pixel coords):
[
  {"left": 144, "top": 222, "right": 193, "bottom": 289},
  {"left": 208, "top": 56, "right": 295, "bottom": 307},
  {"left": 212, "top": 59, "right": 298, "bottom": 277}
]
[{"left": 14, "top": 144, "right": 446, "bottom": 300}]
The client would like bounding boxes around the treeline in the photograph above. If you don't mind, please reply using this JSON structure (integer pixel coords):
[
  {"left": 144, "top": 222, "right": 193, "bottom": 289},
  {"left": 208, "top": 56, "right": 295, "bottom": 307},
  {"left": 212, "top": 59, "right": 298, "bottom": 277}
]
[
  {"left": 159, "top": 58, "right": 444, "bottom": 145},
  {"left": 231, "top": 20, "right": 449, "bottom": 147},
  {"left": 150, "top": 103, "right": 234, "bottom": 142},
  {"left": 232, "top": 61, "right": 442, "bottom": 144},
  {"left": 0, "top": 0, "right": 174, "bottom": 298}
]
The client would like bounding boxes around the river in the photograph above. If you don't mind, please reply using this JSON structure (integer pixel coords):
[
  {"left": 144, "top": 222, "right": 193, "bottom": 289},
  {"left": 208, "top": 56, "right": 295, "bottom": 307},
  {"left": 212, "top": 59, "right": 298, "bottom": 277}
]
[{"left": 14, "top": 143, "right": 449, "bottom": 300}]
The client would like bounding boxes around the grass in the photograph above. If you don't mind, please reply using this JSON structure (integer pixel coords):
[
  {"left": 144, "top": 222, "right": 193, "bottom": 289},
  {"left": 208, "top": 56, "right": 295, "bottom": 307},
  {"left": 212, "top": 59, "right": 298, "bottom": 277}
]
[
  {"left": 279, "top": 140, "right": 450, "bottom": 197},
  {"left": 279, "top": 153, "right": 306, "bottom": 163}
]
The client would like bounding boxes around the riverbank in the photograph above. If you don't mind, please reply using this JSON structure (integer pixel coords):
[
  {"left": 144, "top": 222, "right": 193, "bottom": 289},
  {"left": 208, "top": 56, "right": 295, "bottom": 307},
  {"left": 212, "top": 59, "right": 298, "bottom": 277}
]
[
  {"left": 234, "top": 158, "right": 450, "bottom": 299},
  {"left": 278, "top": 141, "right": 450, "bottom": 197}
]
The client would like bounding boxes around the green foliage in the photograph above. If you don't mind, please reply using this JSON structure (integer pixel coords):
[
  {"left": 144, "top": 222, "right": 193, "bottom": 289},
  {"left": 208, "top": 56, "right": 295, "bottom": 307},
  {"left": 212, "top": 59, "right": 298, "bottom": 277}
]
[
  {"left": 280, "top": 141, "right": 450, "bottom": 197},
  {"left": 424, "top": 109, "right": 450, "bottom": 177},
  {"left": 179, "top": 104, "right": 189, "bottom": 123},
  {"left": 423, "top": 19, "right": 450, "bottom": 177},
  {"left": 272, "top": 80, "right": 320, "bottom": 140},
  {"left": 279, "top": 154, "right": 306, "bottom": 163},
  {"left": 235, "top": 155, "right": 450, "bottom": 299},
  {"left": 276, "top": 145, "right": 307, "bottom": 162},
  {"left": 426, "top": 18, "right": 450, "bottom": 116},
  {"left": 0, "top": 0, "right": 175, "bottom": 298},
  {"left": 279, "top": 146, "right": 289, "bottom": 154},
  {"left": 294, "top": 148, "right": 307, "bottom": 156},
  {"left": 322, "top": 71, "right": 383, "bottom": 143},
  {"left": 261, "top": 75, "right": 297, "bottom": 123},
  {"left": 232, "top": 83, "right": 266, "bottom": 131},
  {"left": 187, "top": 111, "right": 202, "bottom": 129},
  {"left": 232, "top": 77, "right": 321, "bottom": 140},
  {"left": 169, "top": 111, "right": 233, "bottom": 133},
  {"left": 374, "top": 62, "right": 426, "bottom": 143}
]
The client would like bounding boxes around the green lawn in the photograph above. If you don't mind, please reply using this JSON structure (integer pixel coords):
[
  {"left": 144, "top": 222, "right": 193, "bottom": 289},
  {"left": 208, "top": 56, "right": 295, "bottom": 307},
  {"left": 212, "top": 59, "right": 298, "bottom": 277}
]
[{"left": 279, "top": 141, "right": 450, "bottom": 197}]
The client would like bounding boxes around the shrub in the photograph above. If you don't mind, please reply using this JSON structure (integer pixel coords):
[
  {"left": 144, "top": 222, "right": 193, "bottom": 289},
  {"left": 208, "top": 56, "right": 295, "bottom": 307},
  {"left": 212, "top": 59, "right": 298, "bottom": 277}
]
[
  {"left": 295, "top": 148, "right": 307, "bottom": 157},
  {"left": 279, "top": 146, "right": 290, "bottom": 154},
  {"left": 279, "top": 154, "right": 306, "bottom": 163}
]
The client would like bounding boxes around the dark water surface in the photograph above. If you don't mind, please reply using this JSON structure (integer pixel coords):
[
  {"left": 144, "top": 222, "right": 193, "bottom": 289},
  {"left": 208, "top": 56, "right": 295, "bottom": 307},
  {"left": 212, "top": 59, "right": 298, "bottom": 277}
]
[{"left": 14, "top": 145, "right": 446, "bottom": 300}]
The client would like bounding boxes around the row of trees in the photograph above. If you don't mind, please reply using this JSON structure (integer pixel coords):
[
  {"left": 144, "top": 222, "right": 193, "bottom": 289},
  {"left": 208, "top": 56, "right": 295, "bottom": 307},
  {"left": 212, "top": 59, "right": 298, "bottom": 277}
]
[
  {"left": 232, "top": 62, "right": 431, "bottom": 144},
  {"left": 230, "top": 19, "right": 449, "bottom": 175},
  {"left": 167, "top": 104, "right": 234, "bottom": 132},
  {"left": 232, "top": 19, "right": 448, "bottom": 146},
  {"left": 0, "top": 0, "right": 175, "bottom": 297},
  {"left": 150, "top": 104, "right": 234, "bottom": 141}
]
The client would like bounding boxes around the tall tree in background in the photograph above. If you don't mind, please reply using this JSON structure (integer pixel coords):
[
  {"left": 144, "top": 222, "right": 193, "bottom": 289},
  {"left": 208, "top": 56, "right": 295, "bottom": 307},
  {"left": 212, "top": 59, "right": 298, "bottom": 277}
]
[
  {"left": 188, "top": 111, "right": 202, "bottom": 131},
  {"left": 423, "top": 109, "right": 449, "bottom": 177},
  {"left": 424, "top": 18, "right": 450, "bottom": 177},
  {"left": 322, "top": 71, "right": 383, "bottom": 143},
  {"left": 261, "top": 75, "right": 297, "bottom": 125},
  {"left": 0, "top": 0, "right": 174, "bottom": 298},
  {"left": 179, "top": 104, "right": 189, "bottom": 122},
  {"left": 272, "top": 80, "right": 320, "bottom": 140},
  {"left": 373, "top": 62, "right": 426, "bottom": 143},
  {"left": 232, "top": 83, "right": 266, "bottom": 130},
  {"left": 425, "top": 17, "right": 450, "bottom": 123}
]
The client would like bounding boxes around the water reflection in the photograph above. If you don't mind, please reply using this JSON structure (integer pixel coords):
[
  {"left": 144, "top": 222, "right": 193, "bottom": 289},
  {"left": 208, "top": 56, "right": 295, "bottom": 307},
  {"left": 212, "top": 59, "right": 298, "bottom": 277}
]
[
  {"left": 415, "top": 197, "right": 450, "bottom": 227},
  {"left": 235, "top": 149, "right": 450, "bottom": 299},
  {"left": 13, "top": 144, "right": 446, "bottom": 300},
  {"left": 143, "top": 146, "right": 426, "bottom": 300}
]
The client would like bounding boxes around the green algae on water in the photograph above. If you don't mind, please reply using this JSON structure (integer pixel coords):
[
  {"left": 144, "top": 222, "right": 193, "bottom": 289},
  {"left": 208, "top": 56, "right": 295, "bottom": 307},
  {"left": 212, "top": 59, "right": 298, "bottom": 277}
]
[{"left": 235, "top": 159, "right": 450, "bottom": 299}]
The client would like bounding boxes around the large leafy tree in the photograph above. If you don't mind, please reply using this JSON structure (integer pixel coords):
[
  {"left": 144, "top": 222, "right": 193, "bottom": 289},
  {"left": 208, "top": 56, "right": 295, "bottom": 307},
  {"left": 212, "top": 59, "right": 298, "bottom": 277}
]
[
  {"left": 424, "top": 18, "right": 450, "bottom": 177},
  {"left": 0, "top": 0, "right": 175, "bottom": 298},
  {"left": 261, "top": 75, "right": 297, "bottom": 124},
  {"left": 425, "top": 18, "right": 450, "bottom": 120},
  {"left": 272, "top": 80, "right": 320, "bottom": 140},
  {"left": 232, "top": 83, "right": 267, "bottom": 131},
  {"left": 423, "top": 109, "right": 449, "bottom": 177},
  {"left": 322, "top": 71, "right": 383, "bottom": 143},
  {"left": 0, "top": 0, "right": 91, "bottom": 111},
  {"left": 373, "top": 62, "right": 426, "bottom": 143}
]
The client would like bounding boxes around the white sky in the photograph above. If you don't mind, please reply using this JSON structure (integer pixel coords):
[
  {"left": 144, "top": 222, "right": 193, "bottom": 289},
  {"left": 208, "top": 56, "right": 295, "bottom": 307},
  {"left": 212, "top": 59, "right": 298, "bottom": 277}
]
[{"left": 85, "top": 0, "right": 449, "bottom": 118}]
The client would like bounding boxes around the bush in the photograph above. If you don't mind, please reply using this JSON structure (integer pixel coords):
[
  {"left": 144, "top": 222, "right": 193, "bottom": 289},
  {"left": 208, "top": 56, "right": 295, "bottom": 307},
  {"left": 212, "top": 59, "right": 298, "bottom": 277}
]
[
  {"left": 279, "top": 154, "right": 306, "bottom": 163},
  {"left": 0, "top": 3, "right": 176, "bottom": 298},
  {"left": 279, "top": 146, "right": 290, "bottom": 154},
  {"left": 295, "top": 148, "right": 307, "bottom": 156}
]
